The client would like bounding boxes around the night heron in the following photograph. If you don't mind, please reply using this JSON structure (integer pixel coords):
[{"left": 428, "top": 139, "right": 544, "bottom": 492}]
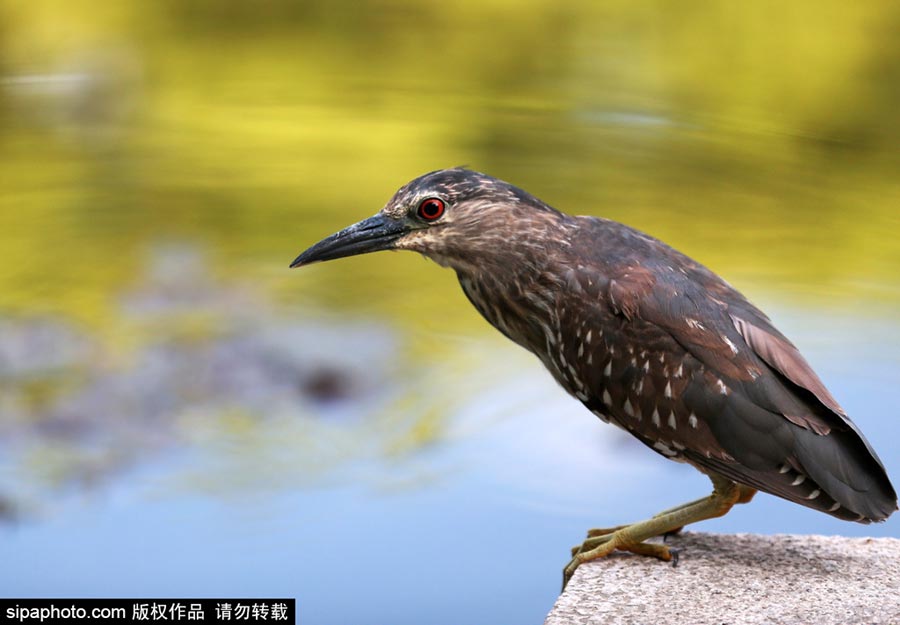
[{"left": 291, "top": 168, "right": 897, "bottom": 586}]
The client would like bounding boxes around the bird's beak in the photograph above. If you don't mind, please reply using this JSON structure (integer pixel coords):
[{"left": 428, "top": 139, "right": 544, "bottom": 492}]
[{"left": 289, "top": 213, "right": 408, "bottom": 268}]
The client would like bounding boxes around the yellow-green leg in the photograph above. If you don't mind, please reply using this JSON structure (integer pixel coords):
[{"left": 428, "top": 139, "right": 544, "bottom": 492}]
[
  {"left": 571, "top": 492, "right": 722, "bottom": 551},
  {"left": 563, "top": 472, "right": 756, "bottom": 588}
]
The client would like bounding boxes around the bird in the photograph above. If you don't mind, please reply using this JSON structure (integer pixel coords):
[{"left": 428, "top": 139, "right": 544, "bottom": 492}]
[{"left": 290, "top": 167, "right": 897, "bottom": 586}]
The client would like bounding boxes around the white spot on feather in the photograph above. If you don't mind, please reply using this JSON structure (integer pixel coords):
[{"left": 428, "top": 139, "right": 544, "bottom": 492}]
[
  {"left": 542, "top": 322, "right": 556, "bottom": 346},
  {"left": 664, "top": 381, "right": 673, "bottom": 398},
  {"left": 602, "top": 390, "right": 612, "bottom": 406},
  {"left": 686, "top": 318, "right": 705, "bottom": 331},
  {"left": 688, "top": 413, "right": 698, "bottom": 429},
  {"left": 723, "top": 335, "right": 739, "bottom": 354},
  {"left": 603, "top": 361, "right": 612, "bottom": 377},
  {"left": 791, "top": 474, "right": 806, "bottom": 486},
  {"left": 653, "top": 441, "right": 678, "bottom": 457},
  {"left": 667, "top": 413, "right": 677, "bottom": 429},
  {"left": 568, "top": 366, "right": 585, "bottom": 392},
  {"left": 806, "top": 489, "right": 821, "bottom": 500}
]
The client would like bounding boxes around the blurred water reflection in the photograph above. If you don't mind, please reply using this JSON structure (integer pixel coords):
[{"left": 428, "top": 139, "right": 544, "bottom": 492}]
[{"left": 1, "top": 1, "right": 899, "bottom": 624}]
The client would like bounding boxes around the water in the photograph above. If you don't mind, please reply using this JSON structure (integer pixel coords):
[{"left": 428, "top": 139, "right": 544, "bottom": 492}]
[{"left": 1, "top": 2, "right": 899, "bottom": 624}]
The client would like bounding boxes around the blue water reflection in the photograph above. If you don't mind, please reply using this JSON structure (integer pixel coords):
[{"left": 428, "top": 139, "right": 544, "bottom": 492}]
[{"left": 3, "top": 308, "right": 897, "bottom": 625}]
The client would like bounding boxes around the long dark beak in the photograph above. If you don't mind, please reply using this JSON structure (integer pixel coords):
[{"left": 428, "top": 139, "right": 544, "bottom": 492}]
[{"left": 290, "top": 214, "right": 408, "bottom": 268}]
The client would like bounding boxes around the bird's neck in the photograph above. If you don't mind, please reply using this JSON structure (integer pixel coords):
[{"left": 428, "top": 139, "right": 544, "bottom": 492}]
[{"left": 454, "top": 241, "right": 571, "bottom": 355}]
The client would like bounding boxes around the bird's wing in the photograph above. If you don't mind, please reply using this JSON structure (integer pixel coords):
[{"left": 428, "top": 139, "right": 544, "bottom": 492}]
[
  {"left": 602, "top": 260, "right": 896, "bottom": 520},
  {"left": 608, "top": 261, "right": 841, "bottom": 433}
]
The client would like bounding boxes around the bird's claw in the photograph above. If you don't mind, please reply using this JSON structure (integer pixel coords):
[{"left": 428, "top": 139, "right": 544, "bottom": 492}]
[
  {"left": 565, "top": 531, "right": 618, "bottom": 588},
  {"left": 669, "top": 547, "right": 681, "bottom": 567},
  {"left": 563, "top": 531, "right": 676, "bottom": 590}
]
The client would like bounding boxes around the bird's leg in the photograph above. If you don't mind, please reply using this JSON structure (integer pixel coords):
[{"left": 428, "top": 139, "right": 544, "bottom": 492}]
[
  {"left": 581, "top": 496, "right": 705, "bottom": 540},
  {"left": 575, "top": 495, "right": 712, "bottom": 550},
  {"left": 579, "top": 486, "right": 746, "bottom": 541},
  {"left": 564, "top": 473, "right": 756, "bottom": 588}
]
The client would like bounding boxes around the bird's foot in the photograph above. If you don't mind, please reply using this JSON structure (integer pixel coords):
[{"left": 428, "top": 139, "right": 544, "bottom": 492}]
[
  {"left": 560, "top": 473, "right": 752, "bottom": 590},
  {"left": 564, "top": 529, "right": 672, "bottom": 588},
  {"left": 570, "top": 527, "right": 622, "bottom": 557},
  {"left": 570, "top": 522, "right": 681, "bottom": 555}
]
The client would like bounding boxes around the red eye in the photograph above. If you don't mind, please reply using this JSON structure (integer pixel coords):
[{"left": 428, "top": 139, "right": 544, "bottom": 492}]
[{"left": 417, "top": 198, "right": 445, "bottom": 221}]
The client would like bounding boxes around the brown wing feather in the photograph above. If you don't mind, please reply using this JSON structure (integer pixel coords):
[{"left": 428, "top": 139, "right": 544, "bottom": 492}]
[
  {"left": 595, "top": 250, "right": 896, "bottom": 521},
  {"left": 730, "top": 314, "right": 845, "bottom": 418}
]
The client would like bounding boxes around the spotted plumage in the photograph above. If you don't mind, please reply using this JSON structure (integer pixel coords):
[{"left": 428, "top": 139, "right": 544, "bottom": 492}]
[
  {"left": 292, "top": 167, "right": 897, "bottom": 569},
  {"left": 451, "top": 188, "right": 894, "bottom": 523}
]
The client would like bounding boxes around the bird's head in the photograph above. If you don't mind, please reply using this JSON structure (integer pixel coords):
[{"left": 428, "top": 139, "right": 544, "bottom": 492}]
[{"left": 290, "top": 168, "right": 565, "bottom": 273}]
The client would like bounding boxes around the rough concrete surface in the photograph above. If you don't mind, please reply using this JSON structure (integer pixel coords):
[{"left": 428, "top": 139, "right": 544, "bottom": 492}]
[{"left": 545, "top": 532, "right": 900, "bottom": 625}]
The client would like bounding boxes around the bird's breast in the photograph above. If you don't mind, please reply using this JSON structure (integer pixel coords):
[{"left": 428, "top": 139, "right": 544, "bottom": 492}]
[
  {"left": 457, "top": 270, "right": 559, "bottom": 351},
  {"left": 458, "top": 267, "right": 728, "bottom": 463}
]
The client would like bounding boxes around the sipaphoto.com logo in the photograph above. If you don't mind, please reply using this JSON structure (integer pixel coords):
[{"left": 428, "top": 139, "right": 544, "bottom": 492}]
[{"left": 6, "top": 602, "right": 125, "bottom": 623}]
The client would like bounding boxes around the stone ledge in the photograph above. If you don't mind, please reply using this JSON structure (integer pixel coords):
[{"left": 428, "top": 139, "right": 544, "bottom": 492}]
[{"left": 545, "top": 532, "right": 900, "bottom": 625}]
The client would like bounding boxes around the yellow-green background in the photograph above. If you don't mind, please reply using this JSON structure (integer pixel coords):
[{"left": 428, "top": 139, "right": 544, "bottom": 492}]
[{"left": 2, "top": 1, "right": 899, "bottom": 330}]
